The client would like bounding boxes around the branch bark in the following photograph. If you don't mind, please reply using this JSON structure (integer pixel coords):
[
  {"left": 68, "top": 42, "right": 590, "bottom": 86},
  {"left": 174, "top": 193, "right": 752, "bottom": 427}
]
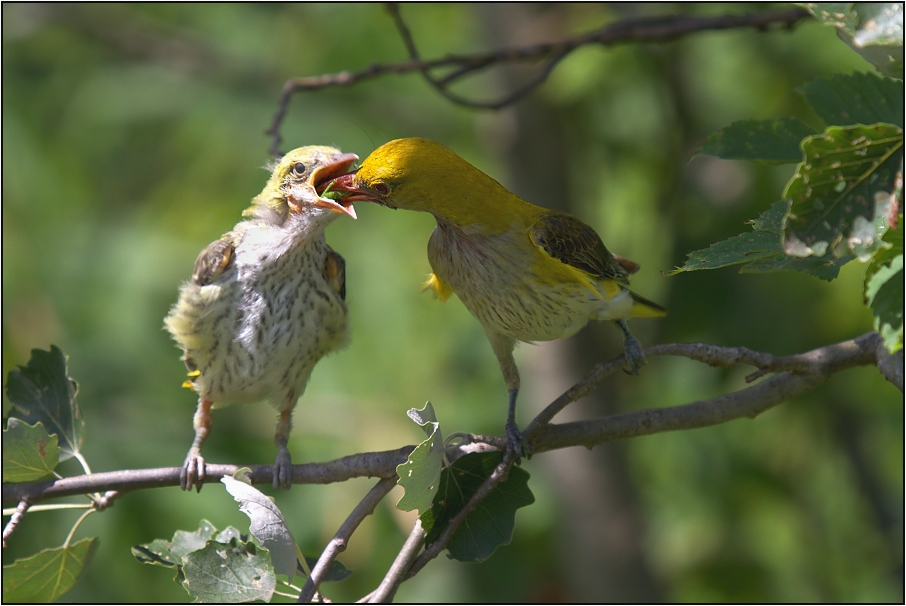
[
  {"left": 3, "top": 332, "right": 893, "bottom": 510},
  {"left": 266, "top": 6, "right": 810, "bottom": 155}
]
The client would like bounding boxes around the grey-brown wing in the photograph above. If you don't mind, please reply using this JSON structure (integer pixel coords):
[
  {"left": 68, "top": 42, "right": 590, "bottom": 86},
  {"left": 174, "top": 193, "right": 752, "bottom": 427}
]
[
  {"left": 192, "top": 237, "right": 235, "bottom": 286},
  {"left": 530, "top": 211, "right": 630, "bottom": 285}
]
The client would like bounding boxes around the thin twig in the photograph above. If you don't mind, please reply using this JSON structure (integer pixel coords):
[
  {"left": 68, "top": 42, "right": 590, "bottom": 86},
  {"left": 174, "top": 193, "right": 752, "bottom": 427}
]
[
  {"left": 266, "top": 6, "right": 810, "bottom": 154},
  {"left": 367, "top": 519, "right": 426, "bottom": 603},
  {"left": 297, "top": 477, "right": 397, "bottom": 603},
  {"left": 2, "top": 498, "right": 30, "bottom": 548}
]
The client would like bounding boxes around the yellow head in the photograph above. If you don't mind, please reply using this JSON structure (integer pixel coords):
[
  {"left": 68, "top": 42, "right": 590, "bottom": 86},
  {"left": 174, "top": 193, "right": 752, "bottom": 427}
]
[
  {"left": 244, "top": 146, "right": 359, "bottom": 223},
  {"left": 335, "top": 138, "right": 525, "bottom": 229}
]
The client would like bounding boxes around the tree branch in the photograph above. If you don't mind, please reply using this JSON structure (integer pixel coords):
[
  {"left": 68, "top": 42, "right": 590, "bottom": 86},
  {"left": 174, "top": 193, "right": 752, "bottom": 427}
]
[
  {"left": 266, "top": 6, "right": 810, "bottom": 155},
  {"left": 297, "top": 477, "right": 397, "bottom": 603},
  {"left": 367, "top": 519, "right": 426, "bottom": 603},
  {"left": 4, "top": 333, "right": 891, "bottom": 510}
]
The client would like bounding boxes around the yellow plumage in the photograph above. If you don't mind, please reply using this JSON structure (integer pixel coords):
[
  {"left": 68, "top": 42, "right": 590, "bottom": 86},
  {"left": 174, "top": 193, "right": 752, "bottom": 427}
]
[{"left": 333, "top": 137, "right": 665, "bottom": 459}]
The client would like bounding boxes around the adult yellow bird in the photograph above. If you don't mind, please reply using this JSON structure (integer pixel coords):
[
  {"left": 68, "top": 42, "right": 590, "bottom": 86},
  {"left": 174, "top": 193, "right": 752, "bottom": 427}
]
[
  {"left": 331, "top": 137, "right": 665, "bottom": 460},
  {"left": 166, "top": 146, "right": 358, "bottom": 491}
]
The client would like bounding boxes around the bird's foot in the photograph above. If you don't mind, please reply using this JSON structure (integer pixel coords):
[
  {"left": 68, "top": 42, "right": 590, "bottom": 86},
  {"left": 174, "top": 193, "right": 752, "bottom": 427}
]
[
  {"left": 504, "top": 418, "right": 532, "bottom": 464},
  {"left": 622, "top": 333, "right": 647, "bottom": 375},
  {"left": 181, "top": 451, "right": 205, "bottom": 492},
  {"left": 273, "top": 450, "right": 293, "bottom": 491}
]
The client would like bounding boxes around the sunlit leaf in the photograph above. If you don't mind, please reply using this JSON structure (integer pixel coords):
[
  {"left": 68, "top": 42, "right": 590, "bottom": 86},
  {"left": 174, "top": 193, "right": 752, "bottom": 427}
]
[
  {"left": 180, "top": 538, "right": 275, "bottom": 603},
  {"left": 396, "top": 402, "right": 445, "bottom": 514},
  {"left": 2, "top": 418, "right": 60, "bottom": 482},
  {"left": 222, "top": 476, "right": 297, "bottom": 579},
  {"left": 2, "top": 538, "right": 98, "bottom": 603},
  {"left": 783, "top": 123, "right": 903, "bottom": 259},
  {"left": 864, "top": 218, "right": 904, "bottom": 353}
]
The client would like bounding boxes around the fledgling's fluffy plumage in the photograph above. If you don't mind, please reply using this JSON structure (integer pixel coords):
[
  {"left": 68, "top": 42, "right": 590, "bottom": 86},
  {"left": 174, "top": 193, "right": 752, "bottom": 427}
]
[
  {"left": 332, "top": 138, "right": 665, "bottom": 459},
  {"left": 165, "top": 146, "right": 358, "bottom": 490}
]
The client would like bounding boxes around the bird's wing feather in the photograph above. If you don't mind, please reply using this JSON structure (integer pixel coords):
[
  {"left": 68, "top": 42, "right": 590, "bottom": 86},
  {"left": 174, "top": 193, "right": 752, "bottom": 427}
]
[
  {"left": 529, "top": 211, "right": 630, "bottom": 286},
  {"left": 324, "top": 245, "right": 347, "bottom": 300},
  {"left": 192, "top": 237, "right": 236, "bottom": 286}
]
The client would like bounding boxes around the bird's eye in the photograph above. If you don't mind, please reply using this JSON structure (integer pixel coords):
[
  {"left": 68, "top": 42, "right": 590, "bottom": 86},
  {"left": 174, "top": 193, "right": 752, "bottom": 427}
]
[
  {"left": 374, "top": 183, "right": 390, "bottom": 195},
  {"left": 292, "top": 162, "right": 306, "bottom": 176}
]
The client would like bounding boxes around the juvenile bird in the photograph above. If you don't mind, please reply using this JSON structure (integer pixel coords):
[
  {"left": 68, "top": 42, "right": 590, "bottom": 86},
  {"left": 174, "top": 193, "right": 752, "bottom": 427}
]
[
  {"left": 331, "top": 137, "right": 665, "bottom": 460},
  {"left": 165, "top": 147, "right": 358, "bottom": 491}
]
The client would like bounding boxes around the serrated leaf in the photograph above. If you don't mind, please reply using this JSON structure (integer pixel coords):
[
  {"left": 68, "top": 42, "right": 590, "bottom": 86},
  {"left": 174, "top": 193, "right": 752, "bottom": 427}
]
[
  {"left": 4, "top": 345, "right": 83, "bottom": 461},
  {"left": 132, "top": 520, "right": 220, "bottom": 568},
  {"left": 180, "top": 538, "right": 275, "bottom": 604},
  {"left": 798, "top": 72, "right": 904, "bottom": 129},
  {"left": 802, "top": 4, "right": 904, "bottom": 77},
  {"left": 865, "top": 219, "right": 904, "bottom": 352},
  {"left": 2, "top": 537, "right": 98, "bottom": 602},
  {"left": 3, "top": 418, "right": 60, "bottom": 482},
  {"left": 397, "top": 402, "right": 445, "bottom": 514},
  {"left": 420, "top": 452, "right": 534, "bottom": 562},
  {"left": 698, "top": 118, "right": 816, "bottom": 163},
  {"left": 667, "top": 201, "right": 854, "bottom": 281},
  {"left": 221, "top": 476, "right": 297, "bottom": 579},
  {"left": 783, "top": 123, "right": 903, "bottom": 259}
]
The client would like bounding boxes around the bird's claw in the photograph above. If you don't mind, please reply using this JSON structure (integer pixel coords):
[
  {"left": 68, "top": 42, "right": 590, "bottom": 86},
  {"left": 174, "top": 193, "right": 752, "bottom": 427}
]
[
  {"left": 504, "top": 419, "right": 532, "bottom": 464},
  {"left": 622, "top": 334, "right": 647, "bottom": 376},
  {"left": 181, "top": 452, "right": 206, "bottom": 492},
  {"left": 273, "top": 450, "right": 293, "bottom": 491}
]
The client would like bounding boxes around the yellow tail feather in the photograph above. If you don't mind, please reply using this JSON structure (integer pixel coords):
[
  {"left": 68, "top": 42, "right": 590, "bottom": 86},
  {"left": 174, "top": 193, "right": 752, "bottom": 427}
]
[{"left": 630, "top": 291, "right": 667, "bottom": 317}]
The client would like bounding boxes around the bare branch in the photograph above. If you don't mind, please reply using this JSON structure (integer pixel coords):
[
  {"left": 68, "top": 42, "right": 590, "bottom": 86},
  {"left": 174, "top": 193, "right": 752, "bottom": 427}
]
[
  {"left": 298, "top": 477, "right": 397, "bottom": 603},
  {"left": 2, "top": 447, "right": 412, "bottom": 507},
  {"left": 267, "top": 6, "right": 810, "bottom": 154},
  {"left": 2, "top": 498, "right": 31, "bottom": 548},
  {"left": 367, "top": 519, "right": 426, "bottom": 603},
  {"left": 4, "top": 333, "right": 890, "bottom": 510}
]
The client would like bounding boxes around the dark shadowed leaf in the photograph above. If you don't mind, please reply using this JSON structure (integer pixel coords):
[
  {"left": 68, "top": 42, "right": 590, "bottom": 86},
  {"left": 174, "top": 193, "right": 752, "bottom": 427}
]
[
  {"left": 420, "top": 452, "right": 534, "bottom": 562},
  {"left": 698, "top": 118, "right": 815, "bottom": 164},
  {"left": 4, "top": 346, "right": 83, "bottom": 461}
]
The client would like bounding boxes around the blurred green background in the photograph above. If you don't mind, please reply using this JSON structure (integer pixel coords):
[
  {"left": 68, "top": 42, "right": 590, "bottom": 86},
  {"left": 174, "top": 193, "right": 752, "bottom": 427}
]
[{"left": 3, "top": 3, "right": 902, "bottom": 602}]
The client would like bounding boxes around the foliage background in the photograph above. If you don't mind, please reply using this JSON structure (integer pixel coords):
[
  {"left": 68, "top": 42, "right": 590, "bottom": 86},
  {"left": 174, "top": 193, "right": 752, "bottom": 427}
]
[{"left": 2, "top": 3, "right": 902, "bottom": 602}]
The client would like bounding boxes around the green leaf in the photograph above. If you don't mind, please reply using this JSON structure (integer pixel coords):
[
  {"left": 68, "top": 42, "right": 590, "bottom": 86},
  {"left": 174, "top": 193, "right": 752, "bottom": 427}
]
[
  {"left": 302, "top": 556, "right": 353, "bottom": 583},
  {"left": 2, "top": 537, "right": 99, "bottom": 602},
  {"left": 865, "top": 218, "right": 904, "bottom": 352},
  {"left": 396, "top": 402, "right": 445, "bottom": 514},
  {"left": 698, "top": 118, "right": 816, "bottom": 163},
  {"left": 798, "top": 72, "right": 904, "bottom": 129},
  {"left": 2, "top": 418, "right": 60, "bottom": 482},
  {"left": 132, "top": 520, "right": 219, "bottom": 567},
  {"left": 4, "top": 345, "right": 83, "bottom": 461},
  {"left": 667, "top": 201, "right": 853, "bottom": 281},
  {"left": 222, "top": 476, "right": 297, "bottom": 579},
  {"left": 180, "top": 538, "right": 275, "bottom": 603},
  {"left": 783, "top": 123, "right": 903, "bottom": 259},
  {"left": 420, "top": 452, "right": 534, "bottom": 562},
  {"left": 801, "top": 4, "right": 904, "bottom": 77}
]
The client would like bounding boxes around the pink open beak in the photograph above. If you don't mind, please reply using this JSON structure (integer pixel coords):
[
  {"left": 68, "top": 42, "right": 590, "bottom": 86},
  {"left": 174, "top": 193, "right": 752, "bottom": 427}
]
[{"left": 311, "top": 153, "right": 360, "bottom": 219}]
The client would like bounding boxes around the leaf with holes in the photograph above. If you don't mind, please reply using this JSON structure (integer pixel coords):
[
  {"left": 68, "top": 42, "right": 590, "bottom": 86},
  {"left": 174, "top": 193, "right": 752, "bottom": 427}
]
[
  {"left": 396, "top": 402, "right": 445, "bottom": 514},
  {"left": 783, "top": 123, "right": 903, "bottom": 259}
]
